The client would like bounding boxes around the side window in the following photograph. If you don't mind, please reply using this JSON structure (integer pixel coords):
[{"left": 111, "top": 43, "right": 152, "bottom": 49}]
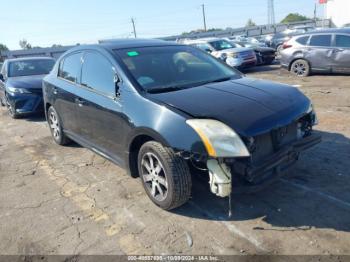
[
  {"left": 296, "top": 36, "right": 310, "bottom": 45},
  {"left": 59, "top": 52, "right": 82, "bottom": 83},
  {"left": 81, "top": 52, "right": 115, "bottom": 95},
  {"left": 309, "top": 35, "right": 332, "bottom": 47},
  {"left": 335, "top": 35, "right": 350, "bottom": 48}
]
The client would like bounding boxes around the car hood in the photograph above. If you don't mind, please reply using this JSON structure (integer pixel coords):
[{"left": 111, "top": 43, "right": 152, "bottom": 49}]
[
  {"left": 150, "top": 77, "right": 310, "bottom": 137},
  {"left": 6, "top": 75, "right": 46, "bottom": 89}
]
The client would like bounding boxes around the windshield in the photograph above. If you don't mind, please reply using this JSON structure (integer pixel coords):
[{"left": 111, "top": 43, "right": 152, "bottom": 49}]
[
  {"left": 115, "top": 46, "right": 240, "bottom": 92},
  {"left": 8, "top": 59, "right": 55, "bottom": 77},
  {"left": 209, "top": 40, "right": 235, "bottom": 51}
]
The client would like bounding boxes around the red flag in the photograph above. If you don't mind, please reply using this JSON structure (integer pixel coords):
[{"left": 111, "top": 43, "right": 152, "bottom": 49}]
[{"left": 319, "top": 0, "right": 327, "bottom": 4}]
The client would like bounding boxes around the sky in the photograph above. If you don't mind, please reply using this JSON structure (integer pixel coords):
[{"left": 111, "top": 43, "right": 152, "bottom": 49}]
[{"left": 0, "top": 0, "right": 325, "bottom": 50}]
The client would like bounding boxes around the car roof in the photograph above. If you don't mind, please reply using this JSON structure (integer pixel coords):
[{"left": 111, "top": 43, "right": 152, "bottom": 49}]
[
  {"left": 5, "top": 56, "right": 55, "bottom": 63},
  {"left": 96, "top": 39, "right": 179, "bottom": 50},
  {"left": 305, "top": 28, "right": 350, "bottom": 35}
]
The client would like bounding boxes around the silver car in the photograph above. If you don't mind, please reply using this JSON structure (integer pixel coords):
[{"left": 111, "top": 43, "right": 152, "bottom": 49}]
[
  {"left": 280, "top": 28, "right": 350, "bottom": 77},
  {"left": 183, "top": 38, "right": 257, "bottom": 69}
]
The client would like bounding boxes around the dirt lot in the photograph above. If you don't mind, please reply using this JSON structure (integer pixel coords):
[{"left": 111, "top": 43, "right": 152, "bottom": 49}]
[{"left": 0, "top": 65, "right": 349, "bottom": 256}]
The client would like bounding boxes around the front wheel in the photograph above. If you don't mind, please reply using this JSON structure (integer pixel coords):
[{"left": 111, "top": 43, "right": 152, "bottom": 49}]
[
  {"left": 138, "top": 141, "right": 192, "bottom": 210},
  {"left": 290, "top": 59, "right": 310, "bottom": 77},
  {"left": 47, "top": 106, "right": 71, "bottom": 145}
]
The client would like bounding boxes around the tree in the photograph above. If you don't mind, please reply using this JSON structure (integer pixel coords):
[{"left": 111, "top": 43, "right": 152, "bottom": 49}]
[
  {"left": 0, "top": 43, "right": 8, "bottom": 52},
  {"left": 281, "top": 13, "right": 310, "bottom": 23},
  {"left": 246, "top": 19, "right": 256, "bottom": 27},
  {"left": 19, "top": 39, "right": 32, "bottom": 49}
]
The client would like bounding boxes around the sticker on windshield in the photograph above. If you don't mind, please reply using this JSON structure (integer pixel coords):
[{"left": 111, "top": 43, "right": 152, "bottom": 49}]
[{"left": 127, "top": 51, "right": 139, "bottom": 57}]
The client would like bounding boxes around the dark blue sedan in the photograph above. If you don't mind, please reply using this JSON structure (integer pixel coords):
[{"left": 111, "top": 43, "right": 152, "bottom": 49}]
[{"left": 0, "top": 57, "right": 55, "bottom": 118}]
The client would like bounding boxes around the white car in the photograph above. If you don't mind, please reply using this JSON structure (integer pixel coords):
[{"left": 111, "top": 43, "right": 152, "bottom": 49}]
[{"left": 183, "top": 38, "right": 257, "bottom": 68}]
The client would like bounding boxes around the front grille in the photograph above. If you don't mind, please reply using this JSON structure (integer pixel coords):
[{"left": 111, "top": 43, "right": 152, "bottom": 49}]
[
  {"left": 28, "top": 88, "right": 43, "bottom": 94},
  {"left": 248, "top": 122, "right": 298, "bottom": 164},
  {"left": 239, "top": 51, "right": 255, "bottom": 60}
]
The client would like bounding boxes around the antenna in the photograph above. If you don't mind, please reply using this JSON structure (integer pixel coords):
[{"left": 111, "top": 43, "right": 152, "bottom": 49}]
[{"left": 267, "top": 0, "right": 276, "bottom": 25}]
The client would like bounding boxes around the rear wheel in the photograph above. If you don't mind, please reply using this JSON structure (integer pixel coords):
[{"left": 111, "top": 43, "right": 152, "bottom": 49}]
[
  {"left": 47, "top": 106, "right": 71, "bottom": 145},
  {"left": 138, "top": 141, "right": 191, "bottom": 210},
  {"left": 290, "top": 59, "right": 310, "bottom": 77}
]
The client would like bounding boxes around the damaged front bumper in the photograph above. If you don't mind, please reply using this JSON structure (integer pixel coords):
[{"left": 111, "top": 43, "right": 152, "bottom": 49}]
[{"left": 206, "top": 133, "right": 321, "bottom": 197}]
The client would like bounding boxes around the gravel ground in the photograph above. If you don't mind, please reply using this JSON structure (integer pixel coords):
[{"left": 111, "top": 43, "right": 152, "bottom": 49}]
[{"left": 0, "top": 65, "right": 349, "bottom": 256}]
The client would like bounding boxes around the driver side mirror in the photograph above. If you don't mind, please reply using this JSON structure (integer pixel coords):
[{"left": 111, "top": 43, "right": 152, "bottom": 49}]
[
  {"left": 205, "top": 48, "right": 212, "bottom": 54},
  {"left": 0, "top": 73, "right": 4, "bottom": 82}
]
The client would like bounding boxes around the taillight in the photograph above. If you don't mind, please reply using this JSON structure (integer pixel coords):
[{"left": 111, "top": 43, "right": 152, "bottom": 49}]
[{"left": 282, "top": 42, "right": 292, "bottom": 49}]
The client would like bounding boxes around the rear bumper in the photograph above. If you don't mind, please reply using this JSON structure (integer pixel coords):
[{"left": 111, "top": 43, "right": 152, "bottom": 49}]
[
  {"left": 6, "top": 92, "right": 44, "bottom": 115},
  {"left": 231, "top": 133, "right": 322, "bottom": 192}
]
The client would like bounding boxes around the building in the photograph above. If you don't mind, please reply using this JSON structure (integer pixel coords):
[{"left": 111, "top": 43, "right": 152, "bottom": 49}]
[
  {"left": 0, "top": 45, "right": 74, "bottom": 61},
  {"left": 325, "top": 0, "right": 350, "bottom": 27}
]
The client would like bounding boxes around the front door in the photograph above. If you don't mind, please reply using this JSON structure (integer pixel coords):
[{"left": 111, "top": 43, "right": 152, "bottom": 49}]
[{"left": 75, "top": 51, "right": 125, "bottom": 164}]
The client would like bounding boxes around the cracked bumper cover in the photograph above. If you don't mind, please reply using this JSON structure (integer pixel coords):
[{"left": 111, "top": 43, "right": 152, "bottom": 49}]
[{"left": 232, "top": 133, "right": 322, "bottom": 188}]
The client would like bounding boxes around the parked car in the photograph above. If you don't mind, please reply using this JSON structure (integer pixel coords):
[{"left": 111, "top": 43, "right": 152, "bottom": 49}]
[
  {"left": 232, "top": 37, "right": 267, "bottom": 48},
  {"left": 230, "top": 41, "right": 276, "bottom": 65},
  {"left": 0, "top": 57, "right": 55, "bottom": 118},
  {"left": 183, "top": 38, "right": 257, "bottom": 69},
  {"left": 280, "top": 28, "right": 350, "bottom": 76},
  {"left": 269, "top": 26, "right": 316, "bottom": 54},
  {"left": 43, "top": 39, "right": 320, "bottom": 210},
  {"left": 0, "top": 62, "right": 3, "bottom": 72}
]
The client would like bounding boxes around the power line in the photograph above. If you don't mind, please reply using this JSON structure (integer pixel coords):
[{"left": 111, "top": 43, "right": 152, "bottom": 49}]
[
  {"left": 131, "top": 18, "right": 137, "bottom": 38},
  {"left": 201, "top": 4, "right": 207, "bottom": 31}
]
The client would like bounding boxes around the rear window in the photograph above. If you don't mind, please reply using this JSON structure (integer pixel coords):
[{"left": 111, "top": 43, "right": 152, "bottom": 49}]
[
  {"left": 295, "top": 36, "right": 309, "bottom": 45},
  {"left": 335, "top": 35, "right": 350, "bottom": 48},
  {"left": 309, "top": 35, "right": 332, "bottom": 47}
]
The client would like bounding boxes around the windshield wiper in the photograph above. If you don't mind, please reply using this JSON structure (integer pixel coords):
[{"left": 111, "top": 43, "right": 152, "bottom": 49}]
[
  {"left": 146, "top": 86, "right": 184, "bottom": 94},
  {"left": 193, "top": 76, "right": 234, "bottom": 87}
]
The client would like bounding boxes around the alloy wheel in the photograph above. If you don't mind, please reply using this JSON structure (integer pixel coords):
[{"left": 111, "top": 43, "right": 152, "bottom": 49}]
[
  {"left": 141, "top": 152, "right": 168, "bottom": 202},
  {"left": 292, "top": 62, "right": 307, "bottom": 76},
  {"left": 49, "top": 111, "right": 60, "bottom": 140}
]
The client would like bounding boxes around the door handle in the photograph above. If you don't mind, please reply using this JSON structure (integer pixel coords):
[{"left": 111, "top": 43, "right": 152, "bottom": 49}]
[
  {"left": 53, "top": 88, "right": 58, "bottom": 95},
  {"left": 75, "top": 98, "right": 85, "bottom": 107}
]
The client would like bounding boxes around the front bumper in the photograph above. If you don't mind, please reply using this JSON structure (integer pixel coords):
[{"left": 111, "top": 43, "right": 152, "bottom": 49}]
[
  {"left": 6, "top": 92, "right": 44, "bottom": 115},
  {"left": 231, "top": 133, "right": 321, "bottom": 192}
]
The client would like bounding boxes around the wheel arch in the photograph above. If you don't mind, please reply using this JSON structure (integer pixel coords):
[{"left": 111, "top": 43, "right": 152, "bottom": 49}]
[{"left": 126, "top": 128, "right": 172, "bottom": 178}]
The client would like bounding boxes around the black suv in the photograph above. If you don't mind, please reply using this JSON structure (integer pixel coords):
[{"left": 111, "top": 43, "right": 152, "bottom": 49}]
[{"left": 43, "top": 39, "right": 320, "bottom": 210}]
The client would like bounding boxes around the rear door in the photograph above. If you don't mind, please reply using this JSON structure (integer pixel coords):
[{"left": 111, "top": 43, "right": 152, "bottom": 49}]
[
  {"left": 305, "top": 34, "right": 333, "bottom": 72},
  {"left": 55, "top": 52, "right": 83, "bottom": 135},
  {"left": 75, "top": 50, "right": 125, "bottom": 163},
  {"left": 332, "top": 34, "right": 350, "bottom": 73}
]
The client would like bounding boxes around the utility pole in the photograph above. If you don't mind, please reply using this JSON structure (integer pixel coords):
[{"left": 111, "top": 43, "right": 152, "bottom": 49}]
[
  {"left": 131, "top": 18, "right": 137, "bottom": 38},
  {"left": 267, "top": 0, "right": 275, "bottom": 25},
  {"left": 201, "top": 4, "right": 207, "bottom": 32}
]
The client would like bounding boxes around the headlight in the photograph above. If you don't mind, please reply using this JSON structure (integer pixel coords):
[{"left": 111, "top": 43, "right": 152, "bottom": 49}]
[
  {"left": 186, "top": 119, "right": 250, "bottom": 158},
  {"left": 7, "top": 87, "right": 30, "bottom": 94},
  {"left": 307, "top": 103, "right": 318, "bottom": 125},
  {"left": 227, "top": 52, "right": 238, "bottom": 58}
]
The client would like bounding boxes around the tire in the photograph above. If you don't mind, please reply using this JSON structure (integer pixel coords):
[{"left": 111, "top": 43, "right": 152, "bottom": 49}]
[
  {"left": 290, "top": 59, "right": 310, "bottom": 77},
  {"left": 138, "top": 141, "right": 191, "bottom": 210},
  {"left": 47, "top": 106, "right": 71, "bottom": 145},
  {"left": 5, "top": 94, "right": 19, "bottom": 119}
]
